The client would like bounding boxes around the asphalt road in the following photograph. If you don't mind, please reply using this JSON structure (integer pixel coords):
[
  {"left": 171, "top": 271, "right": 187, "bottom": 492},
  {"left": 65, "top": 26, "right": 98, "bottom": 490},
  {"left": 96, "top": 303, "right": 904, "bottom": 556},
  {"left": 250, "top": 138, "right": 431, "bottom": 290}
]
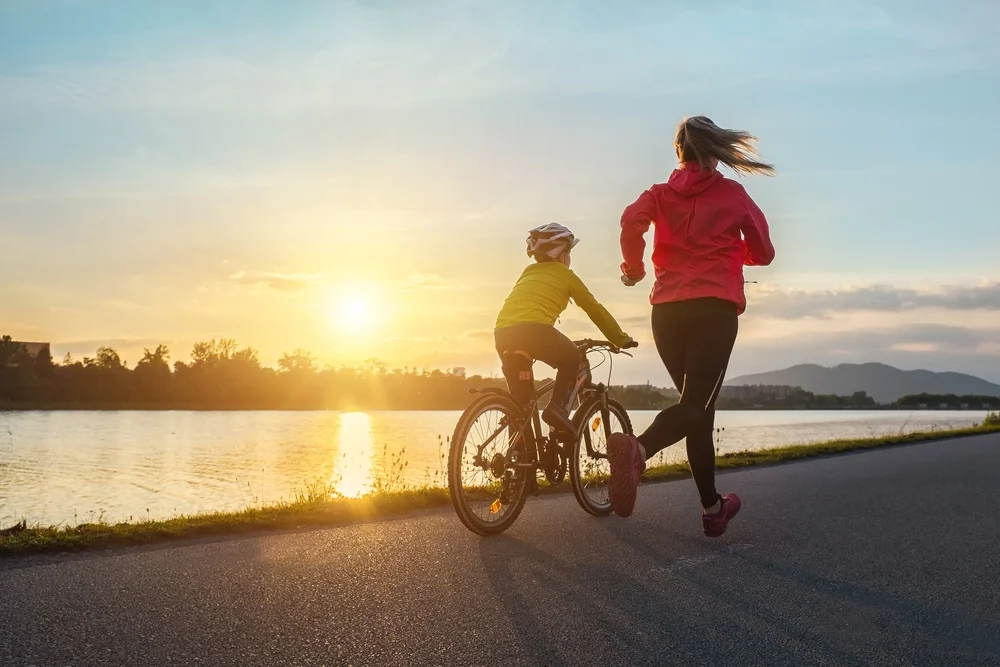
[{"left": 2, "top": 434, "right": 999, "bottom": 667}]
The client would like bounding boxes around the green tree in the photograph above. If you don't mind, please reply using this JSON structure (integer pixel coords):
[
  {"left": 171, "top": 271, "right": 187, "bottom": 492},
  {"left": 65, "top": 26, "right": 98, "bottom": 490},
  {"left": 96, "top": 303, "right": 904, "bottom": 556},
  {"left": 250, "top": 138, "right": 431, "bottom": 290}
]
[
  {"left": 0, "top": 335, "right": 29, "bottom": 370},
  {"left": 95, "top": 347, "right": 125, "bottom": 371},
  {"left": 0, "top": 335, "right": 39, "bottom": 402},
  {"left": 278, "top": 349, "right": 317, "bottom": 374},
  {"left": 33, "top": 345, "right": 54, "bottom": 377},
  {"left": 135, "top": 345, "right": 171, "bottom": 374}
]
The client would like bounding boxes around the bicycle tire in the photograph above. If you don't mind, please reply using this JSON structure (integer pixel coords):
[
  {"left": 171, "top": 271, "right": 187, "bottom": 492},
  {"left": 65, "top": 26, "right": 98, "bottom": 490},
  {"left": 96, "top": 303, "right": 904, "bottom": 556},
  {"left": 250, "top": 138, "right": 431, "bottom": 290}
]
[
  {"left": 570, "top": 395, "right": 632, "bottom": 516},
  {"left": 448, "top": 393, "right": 531, "bottom": 535}
]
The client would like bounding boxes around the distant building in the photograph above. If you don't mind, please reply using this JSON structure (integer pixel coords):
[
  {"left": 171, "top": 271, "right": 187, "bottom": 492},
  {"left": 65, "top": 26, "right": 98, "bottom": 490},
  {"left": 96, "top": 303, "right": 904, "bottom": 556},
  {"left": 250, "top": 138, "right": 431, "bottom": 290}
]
[
  {"left": 720, "top": 384, "right": 799, "bottom": 401},
  {"left": 450, "top": 367, "right": 467, "bottom": 378}
]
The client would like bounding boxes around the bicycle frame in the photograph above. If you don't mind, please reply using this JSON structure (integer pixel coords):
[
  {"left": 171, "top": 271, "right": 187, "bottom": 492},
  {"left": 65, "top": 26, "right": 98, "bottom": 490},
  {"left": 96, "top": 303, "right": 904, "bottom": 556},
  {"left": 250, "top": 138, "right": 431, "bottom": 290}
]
[
  {"left": 451, "top": 337, "right": 636, "bottom": 533},
  {"left": 471, "top": 340, "right": 627, "bottom": 469}
]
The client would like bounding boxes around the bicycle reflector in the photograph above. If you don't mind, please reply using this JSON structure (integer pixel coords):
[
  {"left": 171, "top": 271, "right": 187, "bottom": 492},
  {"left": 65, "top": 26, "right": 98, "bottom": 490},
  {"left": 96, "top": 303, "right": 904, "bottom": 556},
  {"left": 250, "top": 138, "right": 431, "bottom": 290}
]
[
  {"left": 490, "top": 498, "right": 503, "bottom": 514},
  {"left": 592, "top": 416, "right": 602, "bottom": 432}
]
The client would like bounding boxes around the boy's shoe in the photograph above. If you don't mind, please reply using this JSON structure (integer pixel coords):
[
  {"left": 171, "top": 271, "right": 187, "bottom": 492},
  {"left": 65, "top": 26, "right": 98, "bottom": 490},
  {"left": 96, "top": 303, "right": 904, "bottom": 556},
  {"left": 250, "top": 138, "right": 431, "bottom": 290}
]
[
  {"left": 608, "top": 433, "right": 644, "bottom": 517},
  {"left": 542, "top": 403, "right": 575, "bottom": 435},
  {"left": 702, "top": 493, "right": 742, "bottom": 537}
]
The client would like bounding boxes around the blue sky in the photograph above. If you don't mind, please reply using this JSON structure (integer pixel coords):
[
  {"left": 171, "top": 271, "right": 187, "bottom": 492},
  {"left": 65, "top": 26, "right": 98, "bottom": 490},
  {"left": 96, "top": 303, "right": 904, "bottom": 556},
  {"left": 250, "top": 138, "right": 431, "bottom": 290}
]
[{"left": 2, "top": 0, "right": 999, "bottom": 383}]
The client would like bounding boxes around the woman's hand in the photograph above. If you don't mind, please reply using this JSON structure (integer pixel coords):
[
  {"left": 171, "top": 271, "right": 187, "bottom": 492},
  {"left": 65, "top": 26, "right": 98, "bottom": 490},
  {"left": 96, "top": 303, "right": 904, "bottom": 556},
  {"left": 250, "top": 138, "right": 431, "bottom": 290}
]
[{"left": 621, "top": 274, "right": 641, "bottom": 287}]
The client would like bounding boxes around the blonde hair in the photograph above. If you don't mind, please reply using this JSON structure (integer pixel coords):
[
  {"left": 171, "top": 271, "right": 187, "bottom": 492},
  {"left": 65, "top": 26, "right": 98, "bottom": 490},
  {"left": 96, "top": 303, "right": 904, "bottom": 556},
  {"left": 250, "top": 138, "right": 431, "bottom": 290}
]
[{"left": 674, "top": 116, "right": 775, "bottom": 176}]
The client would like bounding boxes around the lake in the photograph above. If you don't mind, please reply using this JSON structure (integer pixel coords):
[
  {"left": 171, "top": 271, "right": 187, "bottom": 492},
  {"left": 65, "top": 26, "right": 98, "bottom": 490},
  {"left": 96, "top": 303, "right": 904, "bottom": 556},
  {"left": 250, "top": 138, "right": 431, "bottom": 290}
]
[{"left": 0, "top": 409, "right": 986, "bottom": 526}]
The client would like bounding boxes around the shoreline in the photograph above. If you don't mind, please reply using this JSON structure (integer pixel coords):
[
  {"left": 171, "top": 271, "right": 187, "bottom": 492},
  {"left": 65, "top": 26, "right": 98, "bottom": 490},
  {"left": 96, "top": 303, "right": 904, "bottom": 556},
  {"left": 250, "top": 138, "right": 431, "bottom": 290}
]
[
  {"left": 2, "top": 423, "right": 998, "bottom": 558},
  {"left": 1, "top": 404, "right": 993, "bottom": 413}
]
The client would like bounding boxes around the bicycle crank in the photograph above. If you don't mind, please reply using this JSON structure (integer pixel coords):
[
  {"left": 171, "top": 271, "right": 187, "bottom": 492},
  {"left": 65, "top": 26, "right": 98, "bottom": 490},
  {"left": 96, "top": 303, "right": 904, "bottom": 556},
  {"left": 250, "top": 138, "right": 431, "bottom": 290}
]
[{"left": 543, "top": 442, "right": 568, "bottom": 486}]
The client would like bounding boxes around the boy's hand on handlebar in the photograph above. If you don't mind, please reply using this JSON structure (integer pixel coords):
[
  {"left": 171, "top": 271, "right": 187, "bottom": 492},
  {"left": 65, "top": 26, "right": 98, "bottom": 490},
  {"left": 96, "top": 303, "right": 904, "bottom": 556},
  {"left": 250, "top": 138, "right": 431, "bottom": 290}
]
[{"left": 621, "top": 336, "right": 639, "bottom": 350}]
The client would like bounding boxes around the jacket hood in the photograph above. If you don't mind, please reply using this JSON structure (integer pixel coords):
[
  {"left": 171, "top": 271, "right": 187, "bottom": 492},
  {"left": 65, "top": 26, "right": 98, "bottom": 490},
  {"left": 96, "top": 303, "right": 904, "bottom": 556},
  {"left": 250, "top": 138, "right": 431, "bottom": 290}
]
[{"left": 667, "top": 163, "right": 724, "bottom": 197}]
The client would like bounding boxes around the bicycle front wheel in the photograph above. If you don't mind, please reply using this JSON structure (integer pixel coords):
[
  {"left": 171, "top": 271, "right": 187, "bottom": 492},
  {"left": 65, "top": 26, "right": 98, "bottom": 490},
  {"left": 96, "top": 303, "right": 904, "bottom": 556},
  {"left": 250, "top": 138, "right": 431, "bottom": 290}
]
[
  {"left": 448, "top": 393, "right": 531, "bottom": 535},
  {"left": 570, "top": 395, "right": 632, "bottom": 516}
]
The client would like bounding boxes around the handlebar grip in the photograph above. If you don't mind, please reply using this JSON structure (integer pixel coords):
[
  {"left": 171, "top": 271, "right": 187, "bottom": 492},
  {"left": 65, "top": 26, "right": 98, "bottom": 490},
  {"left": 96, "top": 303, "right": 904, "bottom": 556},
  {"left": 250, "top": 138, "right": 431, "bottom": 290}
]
[{"left": 623, "top": 339, "right": 639, "bottom": 350}]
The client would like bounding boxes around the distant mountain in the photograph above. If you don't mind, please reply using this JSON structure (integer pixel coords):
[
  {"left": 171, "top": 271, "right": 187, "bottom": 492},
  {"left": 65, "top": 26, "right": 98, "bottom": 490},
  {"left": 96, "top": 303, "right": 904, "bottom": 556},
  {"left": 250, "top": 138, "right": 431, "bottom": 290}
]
[{"left": 727, "top": 363, "right": 1000, "bottom": 404}]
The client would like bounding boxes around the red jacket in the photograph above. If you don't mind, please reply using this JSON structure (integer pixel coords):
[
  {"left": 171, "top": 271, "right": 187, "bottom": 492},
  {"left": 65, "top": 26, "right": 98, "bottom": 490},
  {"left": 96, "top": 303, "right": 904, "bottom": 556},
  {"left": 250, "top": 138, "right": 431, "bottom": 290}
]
[{"left": 620, "top": 163, "right": 774, "bottom": 315}]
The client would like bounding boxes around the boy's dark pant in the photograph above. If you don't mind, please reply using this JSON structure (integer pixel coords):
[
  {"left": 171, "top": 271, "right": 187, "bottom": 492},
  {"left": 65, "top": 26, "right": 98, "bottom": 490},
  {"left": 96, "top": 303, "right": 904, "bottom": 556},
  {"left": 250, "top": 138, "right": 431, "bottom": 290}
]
[{"left": 494, "top": 324, "right": 580, "bottom": 408}]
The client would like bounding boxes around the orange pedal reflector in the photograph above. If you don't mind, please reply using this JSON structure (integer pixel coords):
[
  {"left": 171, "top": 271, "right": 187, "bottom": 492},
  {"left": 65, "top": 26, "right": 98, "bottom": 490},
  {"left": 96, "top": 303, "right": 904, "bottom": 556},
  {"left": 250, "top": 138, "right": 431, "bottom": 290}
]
[{"left": 490, "top": 498, "right": 503, "bottom": 514}]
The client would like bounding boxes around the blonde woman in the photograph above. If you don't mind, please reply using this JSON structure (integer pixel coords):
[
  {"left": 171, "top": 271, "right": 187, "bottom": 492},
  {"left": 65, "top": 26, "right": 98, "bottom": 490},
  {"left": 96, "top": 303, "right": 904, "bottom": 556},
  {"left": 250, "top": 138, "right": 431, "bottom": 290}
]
[{"left": 608, "top": 116, "right": 775, "bottom": 537}]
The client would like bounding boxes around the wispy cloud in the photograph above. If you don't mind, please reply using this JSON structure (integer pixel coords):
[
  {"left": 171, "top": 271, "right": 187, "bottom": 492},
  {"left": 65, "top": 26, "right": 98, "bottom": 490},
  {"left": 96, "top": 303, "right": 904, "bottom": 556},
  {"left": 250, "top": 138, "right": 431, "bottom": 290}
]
[
  {"left": 752, "top": 283, "right": 1000, "bottom": 319},
  {"left": 2, "top": 3, "right": 994, "bottom": 116},
  {"left": 733, "top": 323, "right": 1000, "bottom": 381},
  {"left": 398, "top": 273, "right": 470, "bottom": 292},
  {"left": 228, "top": 271, "right": 322, "bottom": 293},
  {"left": 463, "top": 329, "right": 494, "bottom": 341},
  {"left": 745, "top": 323, "right": 1000, "bottom": 360},
  {"left": 0, "top": 20, "right": 509, "bottom": 114}
]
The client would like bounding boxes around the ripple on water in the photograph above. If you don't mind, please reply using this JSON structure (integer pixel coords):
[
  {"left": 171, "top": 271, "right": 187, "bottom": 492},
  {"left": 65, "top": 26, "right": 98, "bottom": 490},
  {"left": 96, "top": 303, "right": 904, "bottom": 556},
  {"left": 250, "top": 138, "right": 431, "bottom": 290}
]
[{"left": 0, "top": 409, "right": 985, "bottom": 525}]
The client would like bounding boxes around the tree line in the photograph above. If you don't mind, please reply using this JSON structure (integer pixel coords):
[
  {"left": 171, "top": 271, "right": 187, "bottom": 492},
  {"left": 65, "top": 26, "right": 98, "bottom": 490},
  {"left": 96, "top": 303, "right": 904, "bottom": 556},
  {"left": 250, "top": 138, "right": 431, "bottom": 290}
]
[
  {"left": 0, "top": 335, "right": 508, "bottom": 410},
  {"left": 2, "top": 335, "right": 996, "bottom": 411},
  {"left": 896, "top": 393, "right": 1000, "bottom": 409},
  {"left": 715, "top": 388, "right": 878, "bottom": 410}
]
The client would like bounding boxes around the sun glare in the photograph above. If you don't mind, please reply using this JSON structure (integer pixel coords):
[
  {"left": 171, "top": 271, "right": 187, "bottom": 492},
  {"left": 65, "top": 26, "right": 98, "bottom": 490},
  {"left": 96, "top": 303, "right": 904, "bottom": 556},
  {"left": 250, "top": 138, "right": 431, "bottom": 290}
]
[
  {"left": 342, "top": 295, "right": 371, "bottom": 329},
  {"left": 329, "top": 286, "right": 382, "bottom": 336}
]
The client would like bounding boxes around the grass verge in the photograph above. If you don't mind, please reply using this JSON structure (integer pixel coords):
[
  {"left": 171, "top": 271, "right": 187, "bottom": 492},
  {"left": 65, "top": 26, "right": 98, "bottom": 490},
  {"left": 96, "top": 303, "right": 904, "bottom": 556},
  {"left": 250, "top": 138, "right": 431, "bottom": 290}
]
[
  {"left": 642, "top": 422, "right": 1000, "bottom": 483},
  {"left": 3, "top": 423, "right": 999, "bottom": 558}
]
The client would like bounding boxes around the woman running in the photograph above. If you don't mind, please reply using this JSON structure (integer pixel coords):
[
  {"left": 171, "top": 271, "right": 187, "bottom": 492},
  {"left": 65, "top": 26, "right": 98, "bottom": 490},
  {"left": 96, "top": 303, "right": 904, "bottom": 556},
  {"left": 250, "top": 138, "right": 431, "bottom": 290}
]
[{"left": 607, "top": 115, "right": 775, "bottom": 536}]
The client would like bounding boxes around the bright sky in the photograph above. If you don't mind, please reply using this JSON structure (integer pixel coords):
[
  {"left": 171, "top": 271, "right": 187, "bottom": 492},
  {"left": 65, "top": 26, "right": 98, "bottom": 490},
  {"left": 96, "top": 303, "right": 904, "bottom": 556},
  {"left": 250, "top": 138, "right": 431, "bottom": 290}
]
[{"left": 2, "top": 0, "right": 999, "bottom": 384}]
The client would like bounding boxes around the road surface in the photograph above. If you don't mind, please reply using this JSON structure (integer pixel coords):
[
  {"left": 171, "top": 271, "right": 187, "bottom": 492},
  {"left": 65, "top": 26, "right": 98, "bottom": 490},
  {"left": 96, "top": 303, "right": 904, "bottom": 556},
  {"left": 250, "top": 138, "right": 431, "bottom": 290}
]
[{"left": 2, "top": 433, "right": 999, "bottom": 666}]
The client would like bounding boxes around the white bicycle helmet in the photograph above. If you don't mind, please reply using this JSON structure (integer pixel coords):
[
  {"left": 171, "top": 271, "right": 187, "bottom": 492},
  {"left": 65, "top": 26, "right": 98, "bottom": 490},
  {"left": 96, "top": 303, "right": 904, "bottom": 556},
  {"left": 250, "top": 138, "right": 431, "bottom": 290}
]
[{"left": 525, "top": 223, "right": 580, "bottom": 260}]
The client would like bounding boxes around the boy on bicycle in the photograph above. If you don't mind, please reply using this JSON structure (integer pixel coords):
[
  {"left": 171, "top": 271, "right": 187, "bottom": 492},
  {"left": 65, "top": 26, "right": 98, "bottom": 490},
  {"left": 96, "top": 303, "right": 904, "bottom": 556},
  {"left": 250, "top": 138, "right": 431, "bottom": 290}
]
[{"left": 494, "top": 223, "right": 634, "bottom": 434}]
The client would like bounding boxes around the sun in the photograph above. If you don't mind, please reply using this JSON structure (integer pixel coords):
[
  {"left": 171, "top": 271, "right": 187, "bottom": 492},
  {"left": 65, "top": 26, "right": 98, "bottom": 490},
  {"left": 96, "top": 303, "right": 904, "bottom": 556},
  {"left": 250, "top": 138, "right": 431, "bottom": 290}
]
[
  {"left": 342, "top": 295, "right": 371, "bottom": 327},
  {"left": 330, "top": 287, "right": 381, "bottom": 335}
]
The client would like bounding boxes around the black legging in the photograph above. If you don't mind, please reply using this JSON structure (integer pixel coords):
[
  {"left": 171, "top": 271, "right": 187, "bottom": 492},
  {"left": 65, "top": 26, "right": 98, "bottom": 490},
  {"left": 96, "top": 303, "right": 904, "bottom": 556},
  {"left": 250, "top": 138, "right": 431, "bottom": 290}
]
[{"left": 637, "top": 298, "right": 738, "bottom": 508}]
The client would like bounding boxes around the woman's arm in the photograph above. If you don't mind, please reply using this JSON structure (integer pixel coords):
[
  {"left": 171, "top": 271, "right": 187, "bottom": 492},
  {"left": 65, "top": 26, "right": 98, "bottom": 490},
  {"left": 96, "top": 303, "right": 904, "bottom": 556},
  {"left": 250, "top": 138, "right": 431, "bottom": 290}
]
[
  {"left": 620, "top": 190, "right": 656, "bottom": 282},
  {"left": 741, "top": 190, "right": 775, "bottom": 266}
]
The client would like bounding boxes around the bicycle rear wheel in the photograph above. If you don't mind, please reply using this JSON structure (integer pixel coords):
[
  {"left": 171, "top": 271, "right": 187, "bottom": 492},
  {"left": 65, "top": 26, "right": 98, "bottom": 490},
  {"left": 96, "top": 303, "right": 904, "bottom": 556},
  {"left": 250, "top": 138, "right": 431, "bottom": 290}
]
[
  {"left": 570, "top": 395, "right": 632, "bottom": 516},
  {"left": 448, "top": 393, "right": 531, "bottom": 535}
]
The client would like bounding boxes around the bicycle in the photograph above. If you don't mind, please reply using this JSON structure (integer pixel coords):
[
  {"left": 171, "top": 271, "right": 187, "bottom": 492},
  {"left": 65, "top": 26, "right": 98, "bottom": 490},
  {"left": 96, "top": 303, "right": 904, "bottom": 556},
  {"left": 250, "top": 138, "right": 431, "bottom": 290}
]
[{"left": 447, "top": 338, "right": 638, "bottom": 536}]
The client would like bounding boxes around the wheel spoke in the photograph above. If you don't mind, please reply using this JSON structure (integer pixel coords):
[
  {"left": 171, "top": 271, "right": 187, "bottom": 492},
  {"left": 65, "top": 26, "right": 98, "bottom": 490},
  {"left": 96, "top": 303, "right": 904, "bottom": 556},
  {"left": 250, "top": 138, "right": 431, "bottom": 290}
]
[
  {"left": 452, "top": 400, "right": 527, "bottom": 530},
  {"left": 571, "top": 399, "right": 629, "bottom": 514}
]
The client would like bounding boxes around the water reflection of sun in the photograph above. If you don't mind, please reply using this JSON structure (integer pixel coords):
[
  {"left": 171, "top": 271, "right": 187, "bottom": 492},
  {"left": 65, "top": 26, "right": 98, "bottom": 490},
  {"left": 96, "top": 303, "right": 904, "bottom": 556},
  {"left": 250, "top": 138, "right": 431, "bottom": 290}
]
[{"left": 332, "top": 412, "right": 375, "bottom": 498}]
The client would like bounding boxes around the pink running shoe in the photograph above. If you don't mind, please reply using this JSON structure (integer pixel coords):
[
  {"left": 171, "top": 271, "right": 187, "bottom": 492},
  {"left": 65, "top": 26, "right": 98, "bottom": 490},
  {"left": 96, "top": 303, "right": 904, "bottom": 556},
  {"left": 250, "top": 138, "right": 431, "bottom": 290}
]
[
  {"left": 702, "top": 493, "right": 742, "bottom": 537},
  {"left": 607, "top": 433, "right": 644, "bottom": 517}
]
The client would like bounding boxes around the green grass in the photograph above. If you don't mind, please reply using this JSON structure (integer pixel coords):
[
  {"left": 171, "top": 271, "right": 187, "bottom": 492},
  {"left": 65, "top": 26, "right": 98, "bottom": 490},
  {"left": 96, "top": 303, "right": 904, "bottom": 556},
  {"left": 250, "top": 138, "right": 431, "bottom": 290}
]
[
  {"left": 0, "top": 487, "right": 451, "bottom": 558},
  {"left": 642, "top": 421, "right": 1000, "bottom": 482},
  {"left": 3, "top": 421, "right": 999, "bottom": 558}
]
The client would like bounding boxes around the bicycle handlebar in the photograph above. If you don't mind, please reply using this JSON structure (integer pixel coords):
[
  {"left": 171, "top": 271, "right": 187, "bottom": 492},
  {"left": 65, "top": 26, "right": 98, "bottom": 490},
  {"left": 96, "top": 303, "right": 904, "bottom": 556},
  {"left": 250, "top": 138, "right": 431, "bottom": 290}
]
[{"left": 573, "top": 338, "right": 638, "bottom": 353}]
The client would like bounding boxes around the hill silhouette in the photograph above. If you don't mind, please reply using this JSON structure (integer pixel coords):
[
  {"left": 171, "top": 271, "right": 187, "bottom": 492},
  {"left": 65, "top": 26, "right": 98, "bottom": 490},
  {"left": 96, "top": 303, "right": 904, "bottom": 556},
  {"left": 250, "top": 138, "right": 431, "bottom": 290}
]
[{"left": 727, "top": 363, "right": 1000, "bottom": 403}]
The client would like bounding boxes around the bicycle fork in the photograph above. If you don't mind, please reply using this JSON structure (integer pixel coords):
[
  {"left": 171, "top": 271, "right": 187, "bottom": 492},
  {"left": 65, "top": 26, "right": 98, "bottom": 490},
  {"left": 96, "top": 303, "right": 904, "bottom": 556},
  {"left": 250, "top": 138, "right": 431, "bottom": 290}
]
[{"left": 578, "top": 382, "right": 612, "bottom": 461}]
